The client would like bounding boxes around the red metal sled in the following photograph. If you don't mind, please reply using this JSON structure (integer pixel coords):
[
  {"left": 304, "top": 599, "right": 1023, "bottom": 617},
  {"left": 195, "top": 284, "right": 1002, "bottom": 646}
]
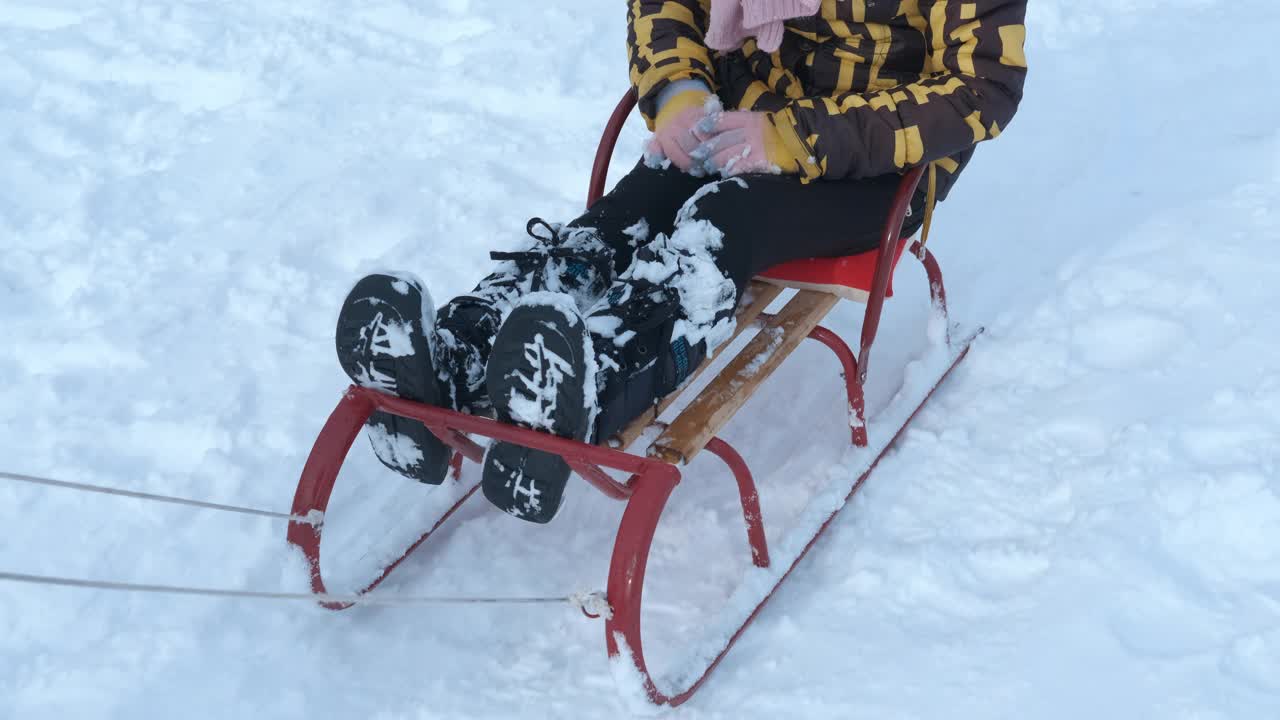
[{"left": 288, "top": 89, "right": 977, "bottom": 706}]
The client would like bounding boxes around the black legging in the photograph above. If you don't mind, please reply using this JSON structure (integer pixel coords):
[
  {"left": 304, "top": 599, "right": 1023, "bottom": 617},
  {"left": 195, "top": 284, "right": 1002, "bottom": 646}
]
[{"left": 569, "top": 160, "right": 925, "bottom": 297}]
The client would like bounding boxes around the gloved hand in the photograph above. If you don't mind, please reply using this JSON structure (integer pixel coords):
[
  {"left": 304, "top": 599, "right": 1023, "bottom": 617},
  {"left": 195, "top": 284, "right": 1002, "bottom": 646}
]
[
  {"left": 646, "top": 82, "right": 717, "bottom": 175},
  {"left": 692, "top": 111, "right": 798, "bottom": 176}
]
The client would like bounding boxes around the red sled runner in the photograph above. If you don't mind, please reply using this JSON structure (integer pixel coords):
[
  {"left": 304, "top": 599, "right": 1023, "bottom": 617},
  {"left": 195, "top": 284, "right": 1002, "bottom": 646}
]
[{"left": 287, "top": 90, "right": 980, "bottom": 707}]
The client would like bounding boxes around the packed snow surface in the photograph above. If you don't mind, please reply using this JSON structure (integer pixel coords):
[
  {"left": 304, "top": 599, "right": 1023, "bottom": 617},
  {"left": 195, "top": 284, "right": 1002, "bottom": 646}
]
[{"left": 3, "top": 1, "right": 1280, "bottom": 718}]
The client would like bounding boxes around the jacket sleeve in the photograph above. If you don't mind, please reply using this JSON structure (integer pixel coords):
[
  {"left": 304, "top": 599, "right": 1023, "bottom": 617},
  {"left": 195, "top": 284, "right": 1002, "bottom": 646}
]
[
  {"left": 627, "top": 0, "right": 716, "bottom": 130},
  {"left": 772, "top": 0, "right": 1028, "bottom": 180}
]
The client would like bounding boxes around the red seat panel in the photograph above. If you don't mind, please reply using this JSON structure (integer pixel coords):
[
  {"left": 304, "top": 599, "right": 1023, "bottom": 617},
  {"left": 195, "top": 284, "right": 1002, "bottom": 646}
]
[{"left": 757, "top": 238, "right": 910, "bottom": 302}]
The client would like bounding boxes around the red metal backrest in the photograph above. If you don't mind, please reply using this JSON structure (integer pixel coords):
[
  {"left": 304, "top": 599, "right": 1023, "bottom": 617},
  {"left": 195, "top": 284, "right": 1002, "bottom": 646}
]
[{"left": 587, "top": 90, "right": 640, "bottom": 209}]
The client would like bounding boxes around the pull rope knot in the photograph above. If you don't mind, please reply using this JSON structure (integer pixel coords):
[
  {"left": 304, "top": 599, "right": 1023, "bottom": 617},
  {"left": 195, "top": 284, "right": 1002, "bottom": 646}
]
[{"left": 570, "top": 590, "right": 614, "bottom": 620}]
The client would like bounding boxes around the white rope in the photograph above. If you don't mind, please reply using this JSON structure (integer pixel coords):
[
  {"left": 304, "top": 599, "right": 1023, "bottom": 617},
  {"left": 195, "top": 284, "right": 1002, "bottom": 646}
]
[
  {"left": 0, "top": 470, "right": 322, "bottom": 526},
  {"left": 0, "top": 471, "right": 615, "bottom": 616},
  {"left": 0, "top": 571, "right": 610, "bottom": 614}
]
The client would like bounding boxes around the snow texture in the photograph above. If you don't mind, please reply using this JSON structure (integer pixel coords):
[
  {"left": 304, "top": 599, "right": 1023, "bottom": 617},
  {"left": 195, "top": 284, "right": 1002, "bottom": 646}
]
[
  {"left": 623, "top": 218, "right": 651, "bottom": 246},
  {"left": 381, "top": 269, "right": 436, "bottom": 357},
  {"left": 503, "top": 291, "right": 601, "bottom": 439},
  {"left": 3, "top": 1, "right": 1280, "bottom": 718},
  {"left": 344, "top": 272, "right": 433, "bottom": 398},
  {"left": 608, "top": 178, "right": 746, "bottom": 351},
  {"left": 501, "top": 293, "right": 582, "bottom": 430},
  {"left": 364, "top": 424, "right": 426, "bottom": 470}
]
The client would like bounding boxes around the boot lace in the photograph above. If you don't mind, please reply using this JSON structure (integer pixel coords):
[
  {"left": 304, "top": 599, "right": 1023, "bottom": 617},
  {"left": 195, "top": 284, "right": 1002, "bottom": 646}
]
[{"left": 487, "top": 218, "right": 614, "bottom": 289}]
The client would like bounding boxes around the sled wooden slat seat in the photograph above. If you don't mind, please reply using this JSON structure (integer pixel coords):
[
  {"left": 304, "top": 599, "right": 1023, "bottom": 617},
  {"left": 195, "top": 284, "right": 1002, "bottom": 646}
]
[
  {"left": 649, "top": 289, "right": 840, "bottom": 465},
  {"left": 608, "top": 281, "right": 782, "bottom": 451},
  {"left": 611, "top": 236, "right": 914, "bottom": 462}
]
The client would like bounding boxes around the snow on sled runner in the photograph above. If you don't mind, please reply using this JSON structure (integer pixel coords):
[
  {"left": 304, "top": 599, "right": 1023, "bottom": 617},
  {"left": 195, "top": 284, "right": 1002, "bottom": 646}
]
[{"left": 287, "top": 89, "right": 980, "bottom": 707}]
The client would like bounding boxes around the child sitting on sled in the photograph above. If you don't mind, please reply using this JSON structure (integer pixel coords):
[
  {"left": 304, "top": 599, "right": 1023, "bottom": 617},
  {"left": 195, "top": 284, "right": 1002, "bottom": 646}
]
[{"left": 334, "top": 0, "right": 1027, "bottom": 523}]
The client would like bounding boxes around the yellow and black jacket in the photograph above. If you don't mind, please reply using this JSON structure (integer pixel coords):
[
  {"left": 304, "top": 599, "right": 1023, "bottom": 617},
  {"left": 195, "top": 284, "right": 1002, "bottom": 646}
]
[{"left": 626, "top": 0, "right": 1028, "bottom": 199}]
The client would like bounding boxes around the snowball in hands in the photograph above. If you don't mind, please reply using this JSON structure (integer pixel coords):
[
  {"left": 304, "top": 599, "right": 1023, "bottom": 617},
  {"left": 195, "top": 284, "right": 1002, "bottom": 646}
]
[
  {"left": 692, "top": 111, "right": 792, "bottom": 176},
  {"left": 646, "top": 91, "right": 722, "bottom": 175}
]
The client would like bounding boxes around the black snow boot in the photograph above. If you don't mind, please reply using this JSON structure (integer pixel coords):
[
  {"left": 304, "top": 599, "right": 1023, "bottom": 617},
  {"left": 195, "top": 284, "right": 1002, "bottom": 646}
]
[
  {"left": 587, "top": 233, "right": 739, "bottom": 441},
  {"left": 586, "top": 280, "right": 712, "bottom": 443},
  {"left": 480, "top": 237, "right": 736, "bottom": 523},
  {"left": 434, "top": 218, "right": 614, "bottom": 414},
  {"left": 335, "top": 272, "right": 453, "bottom": 485},
  {"left": 481, "top": 294, "right": 596, "bottom": 523}
]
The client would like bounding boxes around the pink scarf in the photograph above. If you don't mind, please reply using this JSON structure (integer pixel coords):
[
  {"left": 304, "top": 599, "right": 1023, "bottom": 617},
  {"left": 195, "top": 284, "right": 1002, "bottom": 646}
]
[{"left": 704, "top": 0, "right": 822, "bottom": 54}]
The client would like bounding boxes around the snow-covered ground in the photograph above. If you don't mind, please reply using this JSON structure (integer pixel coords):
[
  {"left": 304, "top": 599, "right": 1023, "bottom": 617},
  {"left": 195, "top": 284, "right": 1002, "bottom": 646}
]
[{"left": 3, "top": 1, "right": 1279, "bottom": 717}]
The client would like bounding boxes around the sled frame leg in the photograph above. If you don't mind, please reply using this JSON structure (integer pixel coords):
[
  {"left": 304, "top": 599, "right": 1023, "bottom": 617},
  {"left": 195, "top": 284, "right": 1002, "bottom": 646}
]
[
  {"left": 601, "top": 332, "right": 977, "bottom": 706},
  {"left": 287, "top": 390, "right": 483, "bottom": 610},
  {"left": 804, "top": 241, "right": 952, "bottom": 451}
]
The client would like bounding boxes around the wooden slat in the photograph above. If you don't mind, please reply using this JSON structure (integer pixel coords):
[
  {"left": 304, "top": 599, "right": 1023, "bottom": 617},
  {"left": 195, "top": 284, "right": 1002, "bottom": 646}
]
[
  {"left": 649, "top": 290, "right": 840, "bottom": 465},
  {"left": 606, "top": 281, "right": 783, "bottom": 451}
]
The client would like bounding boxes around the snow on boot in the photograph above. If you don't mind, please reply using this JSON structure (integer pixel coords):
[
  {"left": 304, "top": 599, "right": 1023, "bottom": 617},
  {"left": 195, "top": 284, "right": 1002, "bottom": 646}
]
[
  {"left": 478, "top": 221, "right": 739, "bottom": 521},
  {"left": 482, "top": 293, "right": 597, "bottom": 524},
  {"left": 335, "top": 272, "right": 453, "bottom": 485},
  {"left": 587, "top": 281, "right": 706, "bottom": 442},
  {"left": 586, "top": 225, "right": 738, "bottom": 440},
  {"left": 434, "top": 218, "right": 614, "bottom": 414}
]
